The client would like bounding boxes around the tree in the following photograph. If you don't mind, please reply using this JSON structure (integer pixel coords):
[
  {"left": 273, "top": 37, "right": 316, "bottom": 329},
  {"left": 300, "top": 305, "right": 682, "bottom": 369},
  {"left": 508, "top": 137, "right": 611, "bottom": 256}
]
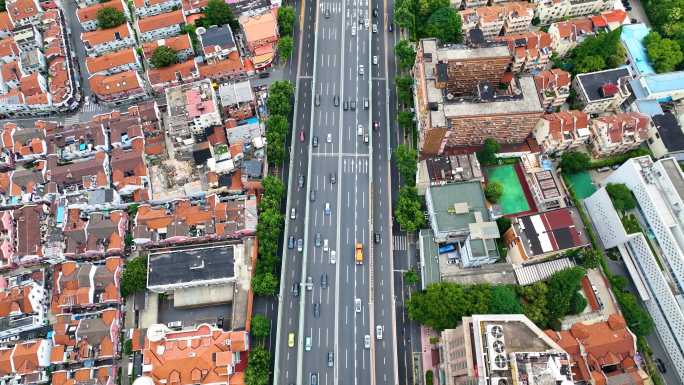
[
  {"left": 484, "top": 182, "right": 503, "bottom": 203},
  {"left": 574, "top": 55, "right": 606, "bottom": 73},
  {"left": 423, "top": 7, "right": 462, "bottom": 44},
  {"left": 489, "top": 285, "right": 523, "bottom": 314},
  {"left": 398, "top": 111, "right": 415, "bottom": 132},
  {"left": 278, "top": 36, "right": 294, "bottom": 63},
  {"left": 252, "top": 272, "right": 279, "bottom": 296},
  {"left": 0, "top": 0, "right": 5, "bottom": 11},
  {"left": 395, "top": 186, "right": 425, "bottom": 232},
  {"left": 396, "top": 76, "right": 414, "bottom": 106},
  {"left": 393, "top": 0, "right": 417, "bottom": 39},
  {"left": 556, "top": 28, "right": 626, "bottom": 75},
  {"left": 644, "top": 31, "right": 684, "bottom": 73},
  {"left": 404, "top": 269, "right": 419, "bottom": 285},
  {"left": 150, "top": 46, "right": 178, "bottom": 68},
  {"left": 266, "top": 129, "right": 286, "bottom": 165},
  {"left": 395, "top": 40, "right": 416, "bottom": 71},
  {"left": 477, "top": 138, "right": 500, "bottom": 165},
  {"left": 546, "top": 267, "right": 586, "bottom": 322},
  {"left": 121, "top": 256, "right": 147, "bottom": 297},
  {"left": 559, "top": 150, "right": 590, "bottom": 174},
  {"left": 203, "top": 0, "right": 239, "bottom": 31},
  {"left": 407, "top": 282, "right": 471, "bottom": 330},
  {"left": 578, "top": 248, "right": 600, "bottom": 269},
  {"left": 245, "top": 346, "right": 271, "bottom": 385},
  {"left": 606, "top": 183, "right": 636, "bottom": 213},
  {"left": 394, "top": 144, "right": 418, "bottom": 186},
  {"left": 266, "top": 81, "right": 295, "bottom": 116},
  {"left": 425, "top": 371, "right": 434, "bottom": 385},
  {"left": 496, "top": 217, "right": 511, "bottom": 234},
  {"left": 570, "top": 291, "right": 587, "bottom": 314},
  {"left": 277, "top": 5, "right": 296, "bottom": 36},
  {"left": 97, "top": 7, "right": 126, "bottom": 29},
  {"left": 261, "top": 175, "right": 285, "bottom": 212},
  {"left": 615, "top": 290, "right": 654, "bottom": 337},
  {"left": 251, "top": 314, "right": 270, "bottom": 340}
]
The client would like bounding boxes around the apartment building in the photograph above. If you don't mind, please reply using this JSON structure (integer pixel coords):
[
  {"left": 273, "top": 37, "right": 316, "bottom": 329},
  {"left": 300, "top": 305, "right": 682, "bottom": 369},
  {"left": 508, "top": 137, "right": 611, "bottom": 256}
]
[
  {"left": 132, "top": 0, "right": 181, "bottom": 18},
  {"left": 85, "top": 48, "right": 141, "bottom": 76},
  {"left": 460, "top": 2, "right": 534, "bottom": 40},
  {"left": 573, "top": 67, "right": 632, "bottom": 114},
  {"left": 0, "top": 339, "right": 52, "bottom": 385},
  {"left": 534, "top": 110, "right": 590, "bottom": 155},
  {"left": 534, "top": 68, "right": 571, "bottom": 110},
  {"left": 590, "top": 112, "right": 650, "bottom": 157},
  {"left": 77, "top": 0, "right": 128, "bottom": 32},
  {"left": 0, "top": 271, "right": 48, "bottom": 338},
  {"left": 82, "top": 23, "right": 136, "bottom": 57},
  {"left": 496, "top": 31, "right": 552, "bottom": 73},
  {"left": 142, "top": 34, "right": 194, "bottom": 64},
  {"left": 584, "top": 156, "right": 684, "bottom": 384},
  {"left": 89, "top": 70, "right": 146, "bottom": 103},
  {"left": 5, "top": 0, "right": 42, "bottom": 28},
  {"left": 147, "top": 58, "right": 199, "bottom": 92},
  {"left": 136, "top": 9, "right": 185, "bottom": 42},
  {"left": 532, "top": 0, "right": 613, "bottom": 25},
  {"left": 547, "top": 17, "right": 594, "bottom": 56}
]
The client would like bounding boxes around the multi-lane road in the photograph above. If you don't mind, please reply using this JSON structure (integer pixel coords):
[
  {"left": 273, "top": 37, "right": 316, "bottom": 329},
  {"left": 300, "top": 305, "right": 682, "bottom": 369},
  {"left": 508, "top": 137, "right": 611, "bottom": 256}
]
[{"left": 273, "top": 0, "right": 398, "bottom": 383}]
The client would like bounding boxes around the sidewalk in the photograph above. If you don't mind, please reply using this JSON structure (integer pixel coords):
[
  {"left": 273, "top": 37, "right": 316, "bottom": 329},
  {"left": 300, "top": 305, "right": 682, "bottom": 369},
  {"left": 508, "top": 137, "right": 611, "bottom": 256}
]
[{"left": 420, "top": 326, "right": 440, "bottom": 382}]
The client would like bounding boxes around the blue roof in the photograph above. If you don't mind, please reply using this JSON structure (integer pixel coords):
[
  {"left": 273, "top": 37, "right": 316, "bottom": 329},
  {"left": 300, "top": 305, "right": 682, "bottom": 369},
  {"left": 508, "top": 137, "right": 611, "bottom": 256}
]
[
  {"left": 633, "top": 99, "right": 664, "bottom": 117},
  {"left": 621, "top": 23, "right": 655, "bottom": 76},
  {"left": 644, "top": 71, "right": 684, "bottom": 93}
]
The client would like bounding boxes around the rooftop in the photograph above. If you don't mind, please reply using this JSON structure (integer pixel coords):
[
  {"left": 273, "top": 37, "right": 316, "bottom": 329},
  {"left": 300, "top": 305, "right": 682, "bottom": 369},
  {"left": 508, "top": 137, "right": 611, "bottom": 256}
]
[
  {"left": 82, "top": 23, "right": 130, "bottom": 46},
  {"left": 442, "top": 77, "right": 543, "bottom": 117},
  {"left": 137, "top": 9, "right": 185, "bottom": 33},
  {"left": 77, "top": 0, "right": 125, "bottom": 23},
  {"left": 513, "top": 208, "right": 589, "bottom": 257},
  {"left": 147, "top": 243, "right": 237, "bottom": 288},
  {"left": 426, "top": 181, "right": 489, "bottom": 233},
  {"left": 653, "top": 112, "right": 684, "bottom": 152},
  {"left": 575, "top": 67, "right": 631, "bottom": 102},
  {"left": 142, "top": 34, "right": 193, "bottom": 60},
  {"left": 620, "top": 23, "right": 655, "bottom": 76},
  {"left": 218, "top": 80, "right": 253, "bottom": 106},
  {"left": 85, "top": 48, "right": 137, "bottom": 75},
  {"left": 199, "top": 25, "right": 235, "bottom": 55},
  {"left": 241, "top": 10, "right": 277, "bottom": 43}
]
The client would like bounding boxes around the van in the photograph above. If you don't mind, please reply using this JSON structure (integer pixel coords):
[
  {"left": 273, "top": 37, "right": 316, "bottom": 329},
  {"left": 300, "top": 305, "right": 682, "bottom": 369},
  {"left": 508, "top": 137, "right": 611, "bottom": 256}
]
[
  {"left": 305, "top": 336, "right": 312, "bottom": 351},
  {"left": 364, "top": 334, "right": 371, "bottom": 349}
]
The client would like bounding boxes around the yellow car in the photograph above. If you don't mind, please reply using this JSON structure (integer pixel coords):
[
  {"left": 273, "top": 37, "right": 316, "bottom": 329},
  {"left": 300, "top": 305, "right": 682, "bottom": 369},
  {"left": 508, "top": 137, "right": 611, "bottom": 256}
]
[{"left": 288, "top": 332, "right": 295, "bottom": 348}]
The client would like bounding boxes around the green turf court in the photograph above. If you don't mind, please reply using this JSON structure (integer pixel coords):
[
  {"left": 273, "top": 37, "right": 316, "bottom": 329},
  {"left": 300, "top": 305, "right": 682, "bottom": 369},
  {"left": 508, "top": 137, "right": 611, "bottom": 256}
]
[
  {"left": 486, "top": 164, "right": 530, "bottom": 215},
  {"left": 566, "top": 171, "right": 597, "bottom": 199}
]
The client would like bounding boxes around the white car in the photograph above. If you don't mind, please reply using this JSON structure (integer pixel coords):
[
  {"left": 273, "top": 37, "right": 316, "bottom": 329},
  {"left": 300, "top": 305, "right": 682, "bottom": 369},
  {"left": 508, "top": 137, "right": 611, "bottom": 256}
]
[
  {"left": 373, "top": 55, "right": 378, "bottom": 65},
  {"left": 364, "top": 334, "right": 371, "bottom": 349},
  {"left": 357, "top": 124, "right": 364, "bottom": 136},
  {"left": 376, "top": 325, "right": 383, "bottom": 340},
  {"left": 323, "top": 239, "right": 329, "bottom": 252},
  {"left": 351, "top": 26, "right": 356, "bottom": 36},
  {"left": 359, "top": 65, "right": 364, "bottom": 76},
  {"left": 290, "top": 208, "right": 296, "bottom": 220},
  {"left": 327, "top": 133, "right": 332, "bottom": 143},
  {"left": 330, "top": 250, "right": 336, "bottom": 264},
  {"left": 355, "top": 298, "right": 362, "bottom": 312},
  {"left": 372, "top": 24, "right": 377, "bottom": 33}
]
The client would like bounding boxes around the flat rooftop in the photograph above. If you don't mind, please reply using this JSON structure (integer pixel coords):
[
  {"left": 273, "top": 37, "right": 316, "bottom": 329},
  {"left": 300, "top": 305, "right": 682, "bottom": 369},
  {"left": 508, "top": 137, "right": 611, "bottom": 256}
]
[
  {"left": 575, "top": 67, "right": 630, "bottom": 102},
  {"left": 427, "top": 181, "right": 489, "bottom": 233},
  {"left": 442, "top": 77, "right": 542, "bottom": 117},
  {"left": 148, "top": 243, "right": 236, "bottom": 288},
  {"left": 421, "top": 38, "right": 510, "bottom": 62}
]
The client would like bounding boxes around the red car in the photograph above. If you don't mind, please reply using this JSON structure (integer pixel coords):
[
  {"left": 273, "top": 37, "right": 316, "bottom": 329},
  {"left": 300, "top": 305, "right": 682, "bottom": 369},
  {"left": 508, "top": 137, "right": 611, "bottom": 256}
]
[{"left": 299, "top": 130, "right": 305, "bottom": 142}]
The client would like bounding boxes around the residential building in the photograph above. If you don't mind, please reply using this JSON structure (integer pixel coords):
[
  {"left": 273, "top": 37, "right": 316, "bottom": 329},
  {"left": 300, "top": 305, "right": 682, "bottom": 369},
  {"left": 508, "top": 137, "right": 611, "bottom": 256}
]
[
  {"left": 590, "top": 9, "right": 630, "bottom": 31},
  {"left": 0, "top": 339, "right": 52, "bottom": 385},
  {"left": 218, "top": 80, "right": 255, "bottom": 120},
  {"left": 197, "top": 51, "right": 249, "bottom": 82},
  {"left": 89, "top": 70, "right": 146, "bottom": 103},
  {"left": 45, "top": 151, "right": 109, "bottom": 192},
  {"left": 241, "top": 10, "right": 278, "bottom": 70},
  {"left": 590, "top": 112, "right": 650, "bottom": 157},
  {"left": 51, "top": 308, "right": 120, "bottom": 366},
  {"left": 136, "top": 9, "right": 185, "bottom": 42},
  {"left": 533, "top": 0, "right": 614, "bottom": 25},
  {"left": 0, "top": 12, "right": 13, "bottom": 37},
  {"left": 567, "top": 0, "right": 612, "bottom": 19},
  {"left": 496, "top": 31, "right": 553, "bottom": 73},
  {"left": 547, "top": 18, "right": 594, "bottom": 57},
  {"left": 82, "top": 24, "right": 136, "bottom": 57},
  {"left": 572, "top": 67, "right": 632, "bottom": 114},
  {"left": 132, "top": 0, "right": 181, "bottom": 18},
  {"left": 0, "top": 270, "right": 48, "bottom": 338},
  {"left": 110, "top": 137, "right": 150, "bottom": 200},
  {"left": 50, "top": 257, "right": 123, "bottom": 313},
  {"left": 502, "top": 2, "right": 535, "bottom": 35},
  {"left": 45, "top": 120, "right": 107, "bottom": 160},
  {"left": 147, "top": 58, "right": 199, "bottom": 93},
  {"left": 5, "top": 0, "right": 42, "bottom": 28},
  {"left": 52, "top": 366, "right": 116, "bottom": 385},
  {"left": 438, "top": 314, "right": 574, "bottom": 385},
  {"left": 13, "top": 25, "right": 42, "bottom": 52},
  {"left": 546, "top": 315, "right": 648, "bottom": 385},
  {"left": 424, "top": 181, "right": 500, "bottom": 267},
  {"left": 534, "top": 68, "right": 571, "bottom": 110},
  {"left": 62, "top": 208, "right": 127, "bottom": 258},
  {"left": 415, "top": 153, "right": 484, "bottom": 195},
  {"left": 142, "top": 34, "right": 194, "bottom": 64},
  {"left": 198, "top": 25, "right": 236, "bottom": 62},
  {"left": 647, "top": 110, "right": 684, "bottom": 160},
  {"left": 533, "top": 110, "right": 590, "bottom": 155},
  {"left": 584, "top": 156, "right": 684, "bottom": 383},
  {"left": 503, "top": 208, "right": 589, "bottom": 263},
  {"left": 19, "top": 48, "right": 46, "bottom": 74},
  {"left": 460, "top": 2, "right": 534, "bottom": 40},
  {"left": 135, "top": 323, "right": 248, "bottom": 385},
  {"left": 85, "top": 48, "right": 141, "bottom": 76},
  {"left": 14, "top": 204, "right": 47, "bottom": 265},
  {"left": 1, "top": 121, "right": 47, "bottom": 163},
  {"left": 164, "top": 79, "right": 221, "bottom": 150},
  {"left": 77, "top": 0, "right": 128, "bottom": 32}
]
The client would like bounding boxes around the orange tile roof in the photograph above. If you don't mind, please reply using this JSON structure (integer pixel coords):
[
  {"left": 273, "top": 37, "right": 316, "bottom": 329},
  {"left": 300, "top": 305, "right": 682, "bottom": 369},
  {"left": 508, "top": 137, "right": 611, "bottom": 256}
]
[
  {"left": 595, "top": 112, "right": 650, "bottom": 144},
  {"left": 137, "top": 9, "right": 184, "bottom": 33},
  {"left": 1, "top": 60, "right": 22, "bottom": 84},
  {"left": 147, "top": 58, "right": 197, "bottom": 86},
  {"left": 51, "top": 257, "right": 123, "bottom": 313},
  {"left": 82, "top": 23, "right": 131, "bottom": 46},
  {"left": 181, "top": 0, "right": 208, "bottom": 13},
  {"left": 77, "top": 0, "right": 125, "bottom": 23},
  {"left": 0, "top": 285, "right": 34, "bottom": 317},
  {"left": 133, "top": 0, "right": 174, "bottom": 8},
  {"left": 19, "top": 73, "right": 44, "bottom": 96},
  {"left": 242, "top": 11, "right": 277, "bottom": 44},
  {"left": 141, "top": 34, "right": 192, "bottom": 59},
  {"left": 534, "top": 68, "right": 571, "bottom": 91},
  {"left": 12, "top": 340, "right": 42, "bottom": 375},
  {"left": 89, "top": 70, "right": 143, "bottom": 97},
  {"left": 85, "top": 48, "right": 137, "bottom": 75},
  {"left": 198, "top": 51, "right": 245, "bottom": 78},
  {"left": 0, "top": 12, "right": 13, "bottom": 31},
  {"left": 6, "top": 0, "right": 40, "bottom": 23},
  {"left": 0, "top": 38, "right": 19, "bottom": 58}
]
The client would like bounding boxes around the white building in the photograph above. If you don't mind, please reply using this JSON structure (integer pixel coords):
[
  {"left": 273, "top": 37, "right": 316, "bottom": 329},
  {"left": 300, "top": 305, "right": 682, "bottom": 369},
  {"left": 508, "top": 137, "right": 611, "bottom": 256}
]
[
  {"left": 584, "top": 156, "right": 684, "bottom": 384},
  {"left": 82, "top": 24, "right": 136, "bottom": 57},
  {"left": 136, "top": 10, "right": 185, "bottom": 42},
  {"left": 532, "top": 0, "right": 613, "bottom": 25},
  {"left": 132, "top": 0, "right": 181, "bottom": 18}
]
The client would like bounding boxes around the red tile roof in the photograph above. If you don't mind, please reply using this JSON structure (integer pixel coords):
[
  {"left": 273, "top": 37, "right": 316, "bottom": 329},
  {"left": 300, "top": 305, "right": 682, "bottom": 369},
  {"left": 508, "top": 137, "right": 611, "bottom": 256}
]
[
  {"left": 85, "top": 48, "right": 138, "bottom": 75},
  {"left": 89, "top": 70, "right": 143, "bottom": 98},
  {"left": 77, "top": 0, "right": 125, "bottom": 24},
  {"left": 141, "top": 34, "right": 192, "bottom": 60},
  {"left": 137, "top": 9, "right": 184, "bottom": 33},
  {"left": 147, "top": 58, "right": 198, "bottom": 87},
  {"left": 0, "top": 12, "right": 14, "bottom": 31},
  {"left": 6, "top": 0, "right": 40, "bottom": 24},
  {"left": 82, "top": 23, "right": 131, "bottom": 46}
]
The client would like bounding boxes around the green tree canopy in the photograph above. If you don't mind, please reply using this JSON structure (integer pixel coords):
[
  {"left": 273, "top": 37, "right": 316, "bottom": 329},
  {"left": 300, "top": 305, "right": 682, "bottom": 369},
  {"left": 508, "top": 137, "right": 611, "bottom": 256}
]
[
  {"left": 260, "top": 175, "right": 285, "bottom": 212},
  {"left": 404, "top": 269, "right": 420, "bottom": 286},
  {"left": 484, "top": 182, "right": 503, "bottom": 203},
  {"left": 606, "top": 183, "right": 637, "bottom": 213},
  {"left": 423, "top": 7, "right": 462, "bottom": 44},
  {"left": 97, "top": 7, "right": 126, "bottom": 29},
  {"left": 396, "top": 76, "right": 414, "bottom": 106},
  {"left": 574, "top": 55, "right": 606, "bottom": 74},
  {"left": 395, "top": 186, "right": 425, "bottom": 231},
  {"left": 250, "top": 314, "right": 270, "bottom": 339},
  {"left": 150, "top": 46, "right": 178, "bottom": 68},
  {"left": 252, "top": 272, "right": 279, "bottom": 296},
  {"left": 496, "top": 217, "right": 512, "bottom": 234},
  {"left": 570, "top": 291, "right": 587, "bottom": 314},
  {"left": 644, "top": 31, "right": 684, "bottom": 73},
  {"left": 277, "top": 5, "right": 296, "bottom": 36},
  {"left": 121, "top": 256, "right": 147, "bottom": 297},
  {"left": 395, "top": 40, "right": 416, "bottom": 71},
  {"left": 265, "top": 129, "right": 286, "bottom": 165},
  {"left": 555, "top": 28, "right": 626, "bottom": 75},
  {"left": 398, "top": 111, "right": 415, "bottom": 132},
  {"left": 615, "top": 290, "right": 654, "bottom": 337},
  {"left": 394, "top": 144, "right": 418, "bottom": 186},
  {"left": 477, "top": 138, "right": 500, "bottom": 165},
  {"left": 560, "top": 150, "right": 590, "bottom": 174},
  {"left": 489, "top": 285, "right": 523, "bottom": 314},
  {"left": 407, "top": 282, "right": 471, "bottom": 330},
  {"left": 203, "top": 0, "right": 239, "bottom": 31},
  {"left": 245, "top": 346, "right": 271, "bottom": 385},
  {"left": 0, "top": 0, "right": 6, "bottom": 11},
  {"left": 266, "top": 81, "right": 295, "bottom": 116},
  {"left": 278, "top": 36, "right": 294, "bottom": 63}
]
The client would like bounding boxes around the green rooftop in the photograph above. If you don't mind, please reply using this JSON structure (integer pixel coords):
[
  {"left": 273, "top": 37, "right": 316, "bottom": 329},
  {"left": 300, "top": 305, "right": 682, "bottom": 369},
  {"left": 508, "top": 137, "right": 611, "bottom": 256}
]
[{"left": 426, "top": 181, "right": 489, "bottom": 236}]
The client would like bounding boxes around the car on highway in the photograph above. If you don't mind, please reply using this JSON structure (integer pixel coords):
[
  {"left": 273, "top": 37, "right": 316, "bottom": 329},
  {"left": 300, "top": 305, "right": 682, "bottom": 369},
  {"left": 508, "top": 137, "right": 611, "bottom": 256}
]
[
  {"left": 310, "top": 189, "right": 316, "bottom": 201},
  {"left": 333, "top": 95, "right": 339, "bottom": 106},
  {"left": 292, "top": 283, "right": 299, "bottom": 297},
  {"left": 350, "top": 100, "right": 356, "bottom": 110},
  {"left": 327, "top": 133, "right": 332, "bottom": 143},
  {"left": 288, "top": 236, "right": 295, "bottom": 249},
  {"left": 373, "top": 121, "right": 379, "bottom": 130},
  {"left": 288, "top": 332, "right": 295, "bottom": 347},
  {"left": 290, "top": 208, "right": 296, "bottom": 220},
  {"left": 388, "top": 23, "right": 393, "bottom": 32},
  {"left": 315, "top": 94, "right": 320, "bottom": 106},
  {"left": 372, "top": 23, "right": 377, "bottom": 33},
  {"left": 324, "top": 202, "right": 331, "bottom": 215},
  {"left": 310, "top": 373, "right": 318, "bottom": 385},
  {"left": 364, "top": 335, "right": 371, "bottom": 349},
  {"left": 305, "top": 337, "right": 312, "bottom": 351},
  {"left": 364, "top": 98, "right": 369, "bottom": 109},
  {"left": 364, "top": 133, "right": 369, "bottom": 144},
  {"left": 358, "top": 124, "right": 364, "bottom": 136},
  {"left": 327, "top": 352, "right": 334, "bottom": 367},
  {"left": 297, "top": 238, "right": 303, "bottom": 252},
  {"left": 359, "top": 65, "right": 364, "bottom": 76},
  {"left": 323, "top": 238, "right": 329, "bottom": 252},
  {"left": 306, "top": 276, "right": 313, "bottom": 290},
  {"left": 313, "top": 303, "right": 320, "bottom": 318},
  {"left": 315, "top": 233, "right": 322, "bottom": 247},
  {"left": 299, "top": 175, "right": 305, "bottom": 188},
  {"left": 312, "top": 136, "right": 319, "bottom": 147},
  {"left": 374, "top": 232, "right": 381, "bottom": 243},
  {"left": 376, "top": 325, "right": 383, "bottom": 340},
  {"left": 330, "top": 172, "right": 337, "bottom": 184},
  {"left": 324, "top": 8, "right": 330, "bottom": 18},
  {"left": 359, "top": 15, "right": 364, "bottom": 24},
  {"left": 373, "top": 55, "right": 378, "bottom": 65},
  {"left": 351, "top": 26, "right": 356, "bottom": 36},
  {"left": 299, "top": 130, "right": 305, "bottom": 142},
  {"left": 330, "top": 250, "right": 336, "bottom": 264},
  {"left": 321, "top": 273, "right": 328, "bottom": 288},
  {"left": 373, "top": 8, "right": 378, "bottom": 17},
  {"left": 343, "top": 100, "right": 349, "bottom": 110},
  {"left": 355, "top": 298, "right": 362, "bottom": 312},
  {"left": 655, "top": 358, "right": 666, "bottom": 373}
]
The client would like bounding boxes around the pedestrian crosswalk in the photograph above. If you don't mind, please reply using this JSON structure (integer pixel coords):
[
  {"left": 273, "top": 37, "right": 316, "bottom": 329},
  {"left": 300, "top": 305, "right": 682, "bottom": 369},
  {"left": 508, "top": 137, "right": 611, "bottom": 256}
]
[
  {"left": 62, "top": 115, "right": 81, "bottom": 127},
  {"left": 81, "top": 102, "right": 103, "bottom": 113},
  {"left": 342, "top": 157, "right": 369, "bottom": 174},
  {"left": 393, "top": 234, "right": 407, "bottom": 251}
]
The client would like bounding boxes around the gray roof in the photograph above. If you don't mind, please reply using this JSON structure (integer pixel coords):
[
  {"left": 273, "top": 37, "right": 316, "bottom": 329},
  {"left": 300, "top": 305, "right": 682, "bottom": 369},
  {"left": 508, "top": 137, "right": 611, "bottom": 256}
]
[
  {"left": 219, "top": 80, "right": 253, "bottom": 106},
  {"left": 575, "top": 67, "right": 631, "bottom": 102},
  {"left": 427, "top": 181, "right": 489, "bottom": 233},
  {"left": 201, "top": 25, "right": 235, "bottom": 53},
  {"left": 226, "top": 122, "right": 262, "bottom": 144},
  {"left": 653, "top": 112, "right": 684, "bottom": 152},
  {"left": 148, "top": 245, "right": 235, "bottom": 287},
  {"left": 243, "top": 159, "right": 262, "bottom": 178}
]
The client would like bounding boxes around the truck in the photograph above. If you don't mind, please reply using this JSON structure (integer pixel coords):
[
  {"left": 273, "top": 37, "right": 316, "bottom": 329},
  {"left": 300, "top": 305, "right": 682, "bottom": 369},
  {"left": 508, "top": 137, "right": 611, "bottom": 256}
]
[{"left": 355, "top": 243, "right": 364, "bottom": 264}]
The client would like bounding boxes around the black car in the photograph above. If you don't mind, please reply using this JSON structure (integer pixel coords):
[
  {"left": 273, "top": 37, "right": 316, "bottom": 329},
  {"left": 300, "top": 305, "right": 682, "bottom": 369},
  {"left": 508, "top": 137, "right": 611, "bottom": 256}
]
[
  {"left": 288, "top": 236, "right": 295, "bottom": 249},
  {"left": 324, "top": 8, "right": 330, "bottom": 18},
  {"left": 333, "top": 95, "right": 339, "bottom": 106},
  {"left": 312, "top": 136, "right": 319, "bottom": 147},
  {"left": 298, "top": 175, "right": 305, "bottom": 188},
  {"left": 373, "top": 8, "right": 378, "bottom": 17},
  {"left": 292, "top": 283, "right": 299, "bottom": 297},
  {"left": 655, "top": 358, "right": 666, "bottom": 373},
  {"left": 313, "top": 303, "right": 320, "bottom": 318},
  {"left": 321, "top": 273, "right": 328, "bottom": 289},
  {"left": 374, "top": 232, "right": 381, "bottom": 244}
]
